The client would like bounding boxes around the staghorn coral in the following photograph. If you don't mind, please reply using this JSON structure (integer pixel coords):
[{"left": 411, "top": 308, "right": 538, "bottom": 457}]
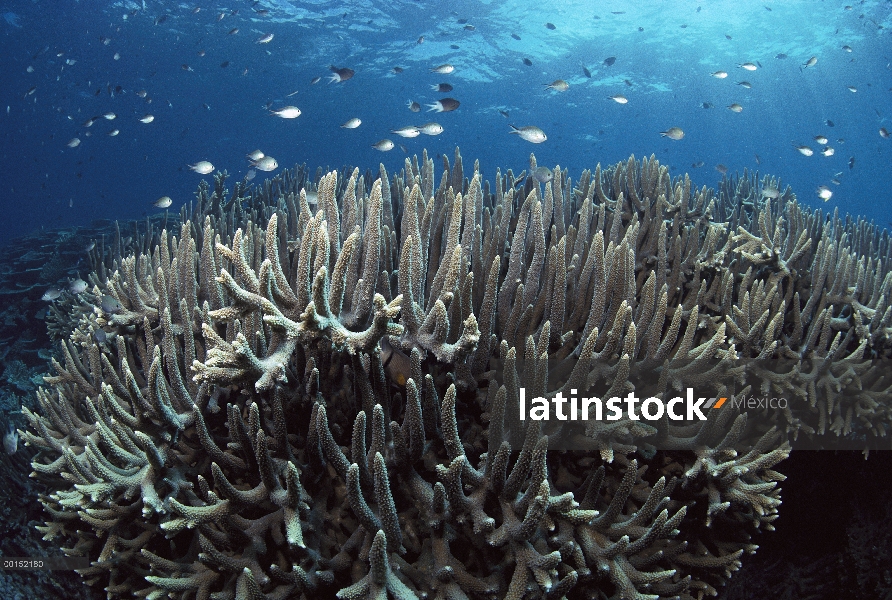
[{"left": 20, "top": 149, "right": 892, "bottom": 599}]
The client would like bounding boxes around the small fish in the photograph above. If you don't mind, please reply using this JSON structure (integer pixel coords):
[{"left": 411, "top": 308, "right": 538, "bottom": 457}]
[
  {"left": 761, "top": 186, "right": 780, "bottom": 199},
  {"left": 392, "top": 67, "right": 404, "bottom": 74},
  {"left": 848, "top": 156, "right": 855, "bottom": 169},
  {"left": 417, "top": 36, "right": 424, "bottom": 44},
  {"left": 511, "top": 33, "right": 521, "bottom": 40},
  {"left": 286, "top": 90, "right": 299, "bottom": 97},
  {"left": 328, "top": 66, "right": 355, "bottom": 82},
  {"left": 830, "top": 178, "right": 841, "bottom": 185},
  {"left": 139, "top": 114, "right": 154, "bottom": 123},
  {"left": 182, "top": 64, "right": 193, "bottom": 71},
  {"left": 26, "top": 65, "right": 34, "bottom": 73},
  {"left": 85, "top": 241, "right": 96, "bottom": 252},
  {"left": 220, "top": 61, "right": 230, "bottom": 68},
  {"left": 545, "top": 22, "right": 556, "bottom": 30},
  {"left": 427, "top": 98, "right": 460, "bottom": 112},
  {"left": 3, "top": 423, "right": 18, "bottom": 456},
  {"left": 842, "top": 45, "right": 853, "bottom": 52},
  {"left": 246, "top": 149, "right": 265, "bottom": 161},
  {"left": 725, "top": 34, "right": 732, "bottom": 39},
  {"left": 431, "top": 64, "right": 455, "bottom": 74},
  {"left": 407, "top": 100, "right": 421, "bottom": 112},
  {"left": 814, "top": 135, "right": 828, "bottom": 144},
  {"left": 523, "top": 58, "right": 533, "bottom": 66},
  {"left": 418, "top": 122, "right": 444, "bottom": 135},
  {"left": 101, "top": 294, "right": 123, "bottom": 314},
  {"left": 816, "top": 185, "right": 833, "bottom": 201},
  {"left": 153, "top": 196, "right": 173, "bottom": 208},
  {"left": 113, "top": 52, "right": 121, "bottom": 60},
  {"left": 582, "top": 65, "right": 591, "bottom": 78},
  {"left": 271, "top": 106, "right": 302, "bottom": 118},
  {"left": 754, "top": 153, "right": 761, "bottom": 165},
  {"left": 846, "top": 85, "right": 857, "bottom": 93},
  {"left": 715, "top": 164, "right": 728, "bottom": 174},
  {"left": 603, "top": 56, "right": 616, "bottom": 66},
  {"left": 691, "top": 161, "right": 705, "bottom": 168},
  {"left": 381, "top": 337, "right": 411, "bottom": 386},
  {"left": 103, "top": 112, "right": 116, "bottom": 120},
  {"left": 252, "top": 156, "right": 278, "bottom": 171},
  {"left": 802, "top": 56, "right": 818, "bottom": 69},
  {"left": 711, "top": 71, "right": 728, "bottom": 78},
  {"left": 136, "top": 89, "right": 148, "bottom": 98},
  {"left": 825, "top": 119, "right": 834, "bottom": 127},
  {"left": 532, "top": 166, "right": 553, "bottom": 183},
  {"left": 391, "top": 126, "right": 421, "bottom": 138},
  {"left": 107, "top": 129, "right": 120, "bottom": 136},
  {"left": 660, "top": 127, "right": 685, "bottom": 140},
  {"left": 189, "top": 161, "right": 215, "bottom": 174},
  {"left": 821, "top": 146, "right": 835, "bottom": 156},
  {"left": 311, "top": 76, "right": 321, "bottom": 84},
  {"left": 701, "top": 102, "right": 714, "bottom": 109},
  {"left": 738, "top": 62, "right": 758, "bottom": 71},
  {"left": 229, "top": 27, "right": 239, "bottom": 35},
  {"left": 608, "top": 94, "right": 628, "bottom": 104},
  {"left": 880, "top": 127, "right": 890, "bottom": 138},
  {"left": 255, "top": 33, "right": 274, "bottom": 44},
  {"left": 509, "top": 124, "right": 547, "bottom": 143},
  {"left": 154, "top": 15, "right": 168, "bottom": 25},
  {"left": 736, "top": 81, "right": 752, "bottom": 88},
  {"left": 793, "top": 144, "right": 814, "bottom": 156},
  {"left": 464, "top": 24, "right": 475, "bottom": 31},
  {"left": 544, "top": 79, "right": 569, "bottom": 92},
  {"left": 83, "top": 117, "right": 97, "bottom": 127},
  {"left": 431, "top": 83, "right": 453, "bottom": 92},
  {"left": 67, "top": 138, "right": 81, "bottom": 148},
  {"left": 498, "top": 109, "right": 509, "bottom": 118},
  {"left": 341, "top": 118, "right": 362, "bottom": 129},
  {"left": 372, "top": 139, "right": 395, "bottom": 151},
  {"left": 42, "top": 288, "right": 62, "bottom": 301},
  {"left": 775, "top": 53, "right": 788, "bottom": 59},
  {"left": 728, "top": 103, "right": 743, "bottom": 112}
]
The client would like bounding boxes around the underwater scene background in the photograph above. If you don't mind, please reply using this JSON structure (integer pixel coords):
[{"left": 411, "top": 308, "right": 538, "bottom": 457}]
[{"left": 1, "top": 1, "right": 892, "bottom": 600}]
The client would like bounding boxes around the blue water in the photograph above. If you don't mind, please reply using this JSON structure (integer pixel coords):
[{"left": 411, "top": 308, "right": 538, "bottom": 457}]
[{"left": 0, "top": 0, "right": 890, "bottom": 248}]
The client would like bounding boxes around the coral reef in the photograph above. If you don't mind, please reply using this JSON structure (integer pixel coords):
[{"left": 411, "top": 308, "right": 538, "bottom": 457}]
[{"left": 19, "top": 150, "right": 892, "bottom": 599}]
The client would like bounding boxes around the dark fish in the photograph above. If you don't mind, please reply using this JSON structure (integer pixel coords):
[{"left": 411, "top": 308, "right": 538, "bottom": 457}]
[
  {"left": 450, "top": 44, "right": 460, "bottom": 49},
  {"left": 457, "top": 18, "right": 468, "bottom": 24},
  {"left": 775, "top": 53, "right": 788, "bottom": 59},
  {"left": 329, "top": 66, "right": 355, "bottom": 82},
  {"left": 381, "top": 337, "right": 411, "bottom": 386},
  {"left": 611, "top": 11, "right": 625, "bottom": 14},
  {"left": 755, "top": 153, "right": 761, "bottom": 164},
  {"left": 603, "top": 56, "right": 616, "bottom": 66},
  {"left": 764, "top": 5, "right": 772, "bottom": 10},
  {"left": 432, "top": 83, "right": 454, "bottom": 92},
  {"left": 499, "top": 109, "right": 509, "bottom": 118},
  {"left": 511, "top": 33, "right": 521, "bottom": 40},
  {"left": 582, "top": 65, "right": 591, "bottom": 78},
  {"left": 680, "top": 24, "right": 687, "bottom": 28},
  {"left": 725, "top": 34, "right": 732, "bottom": 39},
  {"left": 154, "top": 15, "right": 168, "bottom": 25},
  {"left": 691, "top": 161, "right": 704, "bottom": 168},
  {"left": 848, "top": 157, "right": 855, "bottom": 169},
  {"left": 701, "top": 102, "right": 714, "bottom": 108},
  {"left": 638, "top": 27, "right": 644, "bottom": 31},
  {"left": 464, "top": 24, "right": 475, "bottom": 31},
  {"left": 523, "top": 58, "right": 532, "bottom": 66},
  {"left": 826, "top": 119, "right": 834, "bottom": 127},
  {"left": 545, "top": 22, "right": 556, "bottom": 30},
  {"left": 101, "top": 294, "right": 123, "bottom": 314},
  {"left": 220, "top": 61, "right": 230, "bottom": 68},
  {"left": 392, "top": 66, "right": 404, "bottom": 73}
]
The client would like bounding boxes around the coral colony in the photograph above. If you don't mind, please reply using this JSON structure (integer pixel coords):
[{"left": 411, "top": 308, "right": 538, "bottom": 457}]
[{"left": 20, "top": 149, "right": 892, "bottom": 599}]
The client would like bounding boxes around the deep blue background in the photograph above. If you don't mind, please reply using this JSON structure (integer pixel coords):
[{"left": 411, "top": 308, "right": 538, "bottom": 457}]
[{"left": 0, "top": 0, "right": 890, "bottom": 250}]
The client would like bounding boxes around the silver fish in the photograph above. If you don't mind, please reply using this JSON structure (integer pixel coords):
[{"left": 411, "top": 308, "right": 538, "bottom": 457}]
[
  {"left": 341, "top": 118, "right": 362, "bottom": 128},
  {"left": 3, "top": 423, "right": 17, "bottom": 456},
  {"left": 509, "top": 124, "right": 547, "bottom": 143},
  {"left": 372, "top": 139, "right": 394, "bottom": 151},
  {"left": 660, "top": 127, "right": 685, "bottom": 140},
  {"left": 417, "top": 122, "right": 443, "bottom": 135},
  {"left": 153, "top": 196, "right": 173, "bottom": 208},
  {"left": 391, "top": 126, "right": 420, "bottom": 138}
]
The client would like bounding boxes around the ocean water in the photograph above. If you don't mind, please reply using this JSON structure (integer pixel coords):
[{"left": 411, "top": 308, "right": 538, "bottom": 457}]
[{"left": 0, "top": 0, "right": 889, "bottom": 248}]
